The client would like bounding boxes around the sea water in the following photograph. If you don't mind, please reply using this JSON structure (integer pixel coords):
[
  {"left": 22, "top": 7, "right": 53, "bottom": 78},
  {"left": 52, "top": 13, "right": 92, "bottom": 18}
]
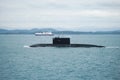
[{"left": 0, "top": 34, "right": 120, "bottom": 80}]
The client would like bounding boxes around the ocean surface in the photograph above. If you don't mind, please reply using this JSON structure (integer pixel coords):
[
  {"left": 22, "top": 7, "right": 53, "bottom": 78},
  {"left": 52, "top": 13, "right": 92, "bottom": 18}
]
[{"left": 0, "top": 34, "right": 120, "bottom": 80}]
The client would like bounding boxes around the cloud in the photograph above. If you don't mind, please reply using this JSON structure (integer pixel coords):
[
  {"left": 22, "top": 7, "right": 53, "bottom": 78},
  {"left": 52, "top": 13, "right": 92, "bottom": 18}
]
[{"left": 0, "top": 0, "right": 120, "bottom": 30}]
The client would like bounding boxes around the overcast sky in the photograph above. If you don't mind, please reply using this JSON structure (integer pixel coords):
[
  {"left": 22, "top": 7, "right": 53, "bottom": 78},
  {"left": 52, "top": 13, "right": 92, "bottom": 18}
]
[{"left": 0, "top": 0, "right": 120, "bottom": 31}]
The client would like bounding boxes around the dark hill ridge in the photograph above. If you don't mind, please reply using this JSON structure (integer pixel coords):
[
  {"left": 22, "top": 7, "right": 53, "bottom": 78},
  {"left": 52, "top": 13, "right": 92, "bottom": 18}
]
[{"left": 0, "top": 28, "right": 120, "bottom": 34}]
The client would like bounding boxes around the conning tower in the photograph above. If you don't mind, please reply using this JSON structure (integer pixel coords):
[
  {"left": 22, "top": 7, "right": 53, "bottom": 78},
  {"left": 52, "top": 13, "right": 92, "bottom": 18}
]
[{"left": 53, "top": 37, "right": 70, "bottom": 44}]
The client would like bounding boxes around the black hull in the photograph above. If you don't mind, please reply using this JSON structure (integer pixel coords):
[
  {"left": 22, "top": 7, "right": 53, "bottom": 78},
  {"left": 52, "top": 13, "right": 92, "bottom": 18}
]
[{"left": 30, "top": 44, "right": 104, "bottom": 48}]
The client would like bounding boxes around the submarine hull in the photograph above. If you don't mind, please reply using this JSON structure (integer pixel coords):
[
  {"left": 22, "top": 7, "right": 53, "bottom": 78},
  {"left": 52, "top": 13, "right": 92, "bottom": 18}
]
[{"left": 30, "top": 44, "right": 104, "bottom": 48}]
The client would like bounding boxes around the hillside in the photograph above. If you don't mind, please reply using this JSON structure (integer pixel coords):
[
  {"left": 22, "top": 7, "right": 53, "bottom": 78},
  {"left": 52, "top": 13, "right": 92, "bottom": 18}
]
[{"left": 0, "top": 28, "right": 120, "bottom": 34}]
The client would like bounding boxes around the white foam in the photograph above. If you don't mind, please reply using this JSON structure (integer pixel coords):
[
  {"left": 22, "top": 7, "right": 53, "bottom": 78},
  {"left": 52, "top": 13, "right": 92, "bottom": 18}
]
[{"left": 23, "top": 45, "right": 30, "bottom": 48}]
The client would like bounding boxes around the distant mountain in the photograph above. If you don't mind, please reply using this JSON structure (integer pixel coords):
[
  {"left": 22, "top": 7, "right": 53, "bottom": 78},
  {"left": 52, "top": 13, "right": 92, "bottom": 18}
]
[
  {"left": 29, "top": 28, "right": 57, "bottom": 33},
  {"left": 0, "top": 29, "right": 9, "bottom": 34},
  {"left": 0, "top": 28, "right": 120, "bottom": 34},
  {"left": 0, "top": 28, "right": 57, "bottom": 34}
]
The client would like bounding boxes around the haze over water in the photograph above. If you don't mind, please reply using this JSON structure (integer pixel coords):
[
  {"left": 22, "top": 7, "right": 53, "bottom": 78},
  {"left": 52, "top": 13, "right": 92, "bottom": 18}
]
[{"left": 0, "top": 34, "right": 120, "bottom": 80}]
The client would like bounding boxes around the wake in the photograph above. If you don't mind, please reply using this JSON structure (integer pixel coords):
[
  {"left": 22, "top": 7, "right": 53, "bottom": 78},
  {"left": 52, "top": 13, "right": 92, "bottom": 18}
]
[{"left": 105, "top": 46, "right": 120, "bottom": 49}]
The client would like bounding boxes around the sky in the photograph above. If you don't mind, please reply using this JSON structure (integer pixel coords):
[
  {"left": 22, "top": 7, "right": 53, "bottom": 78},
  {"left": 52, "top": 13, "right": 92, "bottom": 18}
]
[{"left": 0, "top": 0, "right": 120, "bottom": 31}]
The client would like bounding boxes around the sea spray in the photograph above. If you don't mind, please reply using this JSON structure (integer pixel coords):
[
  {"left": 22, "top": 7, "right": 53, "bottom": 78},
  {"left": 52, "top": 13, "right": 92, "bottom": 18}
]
[{"left": 24, "top": 45, "right": 30, "bottom": 48}]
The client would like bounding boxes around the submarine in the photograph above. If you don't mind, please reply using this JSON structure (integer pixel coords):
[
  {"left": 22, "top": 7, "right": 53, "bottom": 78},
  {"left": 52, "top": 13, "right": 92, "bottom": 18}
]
[{"left": 30, "top": 37, "right": 104, "bottom": 48}]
